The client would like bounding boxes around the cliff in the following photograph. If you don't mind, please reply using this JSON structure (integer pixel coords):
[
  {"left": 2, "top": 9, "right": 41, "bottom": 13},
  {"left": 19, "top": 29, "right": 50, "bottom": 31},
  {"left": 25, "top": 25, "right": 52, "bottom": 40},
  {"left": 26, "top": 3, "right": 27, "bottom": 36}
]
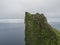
[{"left": 25, "top": 12, "right": 59, "bottom": 45}]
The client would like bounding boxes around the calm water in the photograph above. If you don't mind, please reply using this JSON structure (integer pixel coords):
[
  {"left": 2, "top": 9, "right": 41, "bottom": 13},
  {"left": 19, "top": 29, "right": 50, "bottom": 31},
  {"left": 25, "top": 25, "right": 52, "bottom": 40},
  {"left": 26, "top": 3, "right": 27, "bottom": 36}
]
[
  {"left": 49, "top": 22, "right": 60, "bottom": 30},
  {"left": 0, "top": 22, "right": 60, "bottom": 45},
  {"left": 0, "top": 23, "right": 25, "bottom": 45}
]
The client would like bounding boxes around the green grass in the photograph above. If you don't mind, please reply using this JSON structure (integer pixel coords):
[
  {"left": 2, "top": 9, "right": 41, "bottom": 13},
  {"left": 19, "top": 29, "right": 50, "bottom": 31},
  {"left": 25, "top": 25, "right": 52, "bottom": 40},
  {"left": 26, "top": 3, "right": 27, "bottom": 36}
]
[
  {"left": 53, "top": 28, "right": 60, "bottom": 37},
  {"left": 53, "top": 28, "right": 60, "bottom": 45},
  {"left": 25, "top": 12, "right": 60, "bottom": 45}
]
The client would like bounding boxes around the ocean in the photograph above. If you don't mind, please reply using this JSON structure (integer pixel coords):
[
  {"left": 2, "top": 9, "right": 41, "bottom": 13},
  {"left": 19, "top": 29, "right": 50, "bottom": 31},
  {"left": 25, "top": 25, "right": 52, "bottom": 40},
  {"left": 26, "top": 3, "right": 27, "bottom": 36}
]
[
  {"left": 49, "top": 22, "right": 60, "bottom": 30},
  {"left": 0, "top": 22, "right": 60, "bottom": 45},
  {"left": 0, "top": 23, "right": 25, "bottom": 45}
]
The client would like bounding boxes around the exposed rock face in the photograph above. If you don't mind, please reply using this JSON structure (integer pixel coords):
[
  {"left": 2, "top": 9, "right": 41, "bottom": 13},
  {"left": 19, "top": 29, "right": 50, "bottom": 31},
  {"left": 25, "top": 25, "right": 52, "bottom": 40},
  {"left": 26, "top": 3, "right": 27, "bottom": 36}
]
[{"left": 25, "top": 12, "right": 57, "bottom": 45}]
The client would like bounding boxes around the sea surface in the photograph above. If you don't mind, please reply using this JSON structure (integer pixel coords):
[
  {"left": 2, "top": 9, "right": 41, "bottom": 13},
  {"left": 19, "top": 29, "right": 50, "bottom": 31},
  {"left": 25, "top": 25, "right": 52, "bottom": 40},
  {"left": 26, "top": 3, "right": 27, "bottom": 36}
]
[
  {"left": 49, "top": 22, "right": 60, "bottom": 30},
  {"left": 0, "top": 23, "right": 25, "bottom": 45},
  {"left": 0, "top": 22, "right": 60, "bottom": 45}
]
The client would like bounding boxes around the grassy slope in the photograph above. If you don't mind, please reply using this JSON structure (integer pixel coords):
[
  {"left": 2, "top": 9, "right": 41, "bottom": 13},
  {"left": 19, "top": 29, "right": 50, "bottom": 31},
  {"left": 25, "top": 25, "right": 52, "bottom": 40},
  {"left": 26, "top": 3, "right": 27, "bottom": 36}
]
[{"left": 53, "top": 28, "right": 60, "bottom": 45}]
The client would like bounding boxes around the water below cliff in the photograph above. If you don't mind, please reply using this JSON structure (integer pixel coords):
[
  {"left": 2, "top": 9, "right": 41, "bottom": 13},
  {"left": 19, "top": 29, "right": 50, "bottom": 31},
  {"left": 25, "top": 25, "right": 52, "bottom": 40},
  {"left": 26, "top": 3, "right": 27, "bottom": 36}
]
[
  {"left": 0, "top": 23, "right": 25, "bottom": 45},
  {"left": 0, "top": 22, "right": 60, "bottom": 45}
]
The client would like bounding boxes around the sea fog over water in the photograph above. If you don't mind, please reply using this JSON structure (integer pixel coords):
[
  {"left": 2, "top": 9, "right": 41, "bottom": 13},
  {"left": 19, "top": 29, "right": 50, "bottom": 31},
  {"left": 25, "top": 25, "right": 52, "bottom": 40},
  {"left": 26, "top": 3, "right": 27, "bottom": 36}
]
[{"left": 0, "top": 22, "right": 60, "bottom": 45}]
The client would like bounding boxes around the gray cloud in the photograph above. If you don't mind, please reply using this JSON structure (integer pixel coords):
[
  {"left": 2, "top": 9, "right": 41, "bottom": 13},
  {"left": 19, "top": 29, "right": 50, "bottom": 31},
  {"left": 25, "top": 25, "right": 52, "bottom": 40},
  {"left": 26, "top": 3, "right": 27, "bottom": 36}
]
[
  {"left": 0, "top": 0, "right": 25, "bottom": 19},
  {"left": 0, "top": 0, "right": 60, "bottom": 22},
  {"left": 20, "top": 0, "right": 60, "bottom": 22}
]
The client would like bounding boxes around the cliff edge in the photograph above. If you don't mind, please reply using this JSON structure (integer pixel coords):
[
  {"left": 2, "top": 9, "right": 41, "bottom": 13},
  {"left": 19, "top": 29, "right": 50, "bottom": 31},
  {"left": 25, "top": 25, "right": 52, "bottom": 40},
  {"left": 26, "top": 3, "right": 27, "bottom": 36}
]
[{"left": 25, "top": 12, "right": 59, "bottom": 45}]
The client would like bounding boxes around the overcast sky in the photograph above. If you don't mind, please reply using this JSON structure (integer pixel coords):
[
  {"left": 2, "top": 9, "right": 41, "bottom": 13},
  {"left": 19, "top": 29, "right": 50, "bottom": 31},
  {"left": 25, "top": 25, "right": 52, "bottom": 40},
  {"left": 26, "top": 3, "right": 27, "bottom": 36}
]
[{"left": 0, "top": 0, "right": 60, "bottom": 22}]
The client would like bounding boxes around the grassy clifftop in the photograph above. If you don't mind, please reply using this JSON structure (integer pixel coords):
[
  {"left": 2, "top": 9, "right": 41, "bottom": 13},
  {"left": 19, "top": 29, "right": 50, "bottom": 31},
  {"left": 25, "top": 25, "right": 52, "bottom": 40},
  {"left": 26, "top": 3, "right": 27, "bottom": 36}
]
[{"left": 25, "top": 12, "right": 60, "bottom": 45}]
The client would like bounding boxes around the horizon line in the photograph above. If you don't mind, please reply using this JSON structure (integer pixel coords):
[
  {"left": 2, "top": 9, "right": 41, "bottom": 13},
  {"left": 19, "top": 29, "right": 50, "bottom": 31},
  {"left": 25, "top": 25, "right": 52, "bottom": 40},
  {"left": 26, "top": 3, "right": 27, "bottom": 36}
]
[{"left": 0, "top": 19, "right": 59, "bottom": 23}]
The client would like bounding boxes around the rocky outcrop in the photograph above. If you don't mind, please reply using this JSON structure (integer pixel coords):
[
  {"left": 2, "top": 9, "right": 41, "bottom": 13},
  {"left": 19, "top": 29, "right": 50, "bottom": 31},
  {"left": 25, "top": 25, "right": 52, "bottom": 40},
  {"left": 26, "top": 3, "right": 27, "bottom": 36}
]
[{"left": 25, "top": 12, "right": 57, "bottom": 45}]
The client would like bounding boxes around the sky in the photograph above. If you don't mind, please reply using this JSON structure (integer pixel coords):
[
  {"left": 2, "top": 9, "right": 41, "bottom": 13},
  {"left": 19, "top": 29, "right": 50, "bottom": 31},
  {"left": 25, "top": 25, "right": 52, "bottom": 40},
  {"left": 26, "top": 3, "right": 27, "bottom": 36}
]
[{"left": 0, "top": 0, "right": 60, "bottom": 22}]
